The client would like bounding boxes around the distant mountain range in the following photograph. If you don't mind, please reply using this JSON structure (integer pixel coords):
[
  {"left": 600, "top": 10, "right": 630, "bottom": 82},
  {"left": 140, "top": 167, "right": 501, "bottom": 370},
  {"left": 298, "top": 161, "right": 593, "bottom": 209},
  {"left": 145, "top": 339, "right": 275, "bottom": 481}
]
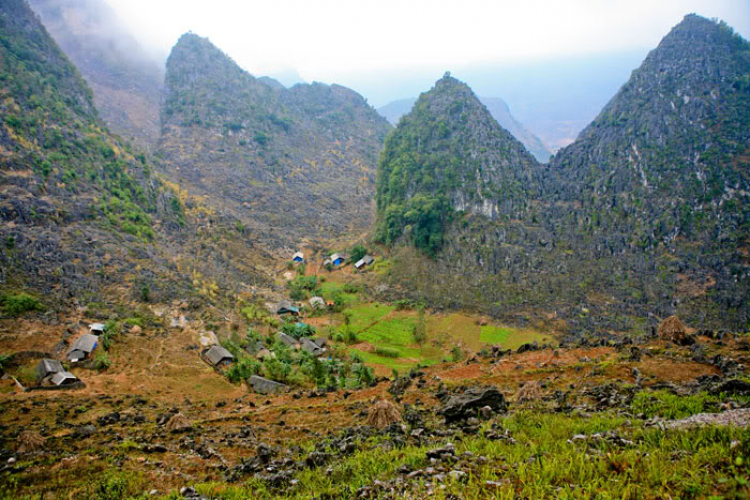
[{"left": 377, "top": 96, "right": 552, "bottom": 162}]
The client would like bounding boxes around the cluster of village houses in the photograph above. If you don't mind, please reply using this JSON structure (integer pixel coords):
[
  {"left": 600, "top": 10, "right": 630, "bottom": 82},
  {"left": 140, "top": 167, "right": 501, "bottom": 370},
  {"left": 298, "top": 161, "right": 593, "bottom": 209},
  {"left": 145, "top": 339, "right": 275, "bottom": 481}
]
[
  {"left": 293, "top": 250, "right": 375, "bottom": 271},
  {"left": 195, "top": 250, "right": 376, "bottom": 393},
  {"left": 33, "top": 322, "right": 105, "bottom": 389},
  {"left": 32, "top": 251, "right": 375, "bottom": 393}
]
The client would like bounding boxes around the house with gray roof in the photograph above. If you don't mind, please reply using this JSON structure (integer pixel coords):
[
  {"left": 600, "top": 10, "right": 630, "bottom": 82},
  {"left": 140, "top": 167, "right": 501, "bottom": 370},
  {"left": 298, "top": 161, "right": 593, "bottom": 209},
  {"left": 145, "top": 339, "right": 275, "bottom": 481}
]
[
  {"left": 276, "top": 300, "right": 300, "bottom": 316},
  {"left": 309, "top": 296, "right": 326, "bottom": 310},
  {"left": 277, "top": 332, "right": 300, "bottom": 349},
  {"left": 89, "top": 323, "right": 106, "bottom": 335},
  {"left": 300, "top": 337, "right": 325, "bottom": 356},
  {"left": 66, "top": 334, "right": 98, "bottom": 363},
  {"left": 51, "top": 371, "right": 78, "bottom": 386},
  {"left": 204, "top": 345, "right": 234, "bottom": 366},
  {"left": 355, "top": 255, "right": 375, "bottom": 270},
  {"left": 248, "top": 375, "right": 286, "bottom": 394},
  {"left": 36, "top": 358, "right": 64, "bottom": 383}
]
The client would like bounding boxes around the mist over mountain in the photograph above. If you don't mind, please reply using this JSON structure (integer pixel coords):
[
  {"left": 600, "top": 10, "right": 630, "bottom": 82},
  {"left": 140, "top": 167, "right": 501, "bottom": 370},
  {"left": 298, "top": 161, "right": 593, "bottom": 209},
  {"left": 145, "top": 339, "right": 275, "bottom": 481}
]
[
  {"left": 4, "top": 2, "right": 750, "bottom": 497},
  {"left": 27, "top": 0, "right": 164, "bottom": 150}
]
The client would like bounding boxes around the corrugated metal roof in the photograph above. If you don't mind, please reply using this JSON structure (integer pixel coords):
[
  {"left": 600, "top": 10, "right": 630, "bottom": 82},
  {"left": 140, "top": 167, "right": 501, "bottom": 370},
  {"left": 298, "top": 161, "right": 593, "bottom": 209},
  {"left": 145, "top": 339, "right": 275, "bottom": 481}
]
[
  {"left": 67, "top": 334, "right": 98, "bottom": 359},
  {"left": 205, "top": 345, "right": 234, "bottom": 366},
  {"left": 277, "top": 332, "right": 299, "bottom": 347},
  {"left": 277, "top": 300, "right": 300, "bottom": 314},
  {"left": 89, "top": 323, "right": 105, "bottom": 333},
  {"left": 38, "top": 358, "right": 63, "bottom": 375},
  {"left": 51, "top": 371, "right": 78, "bottom": 386}
]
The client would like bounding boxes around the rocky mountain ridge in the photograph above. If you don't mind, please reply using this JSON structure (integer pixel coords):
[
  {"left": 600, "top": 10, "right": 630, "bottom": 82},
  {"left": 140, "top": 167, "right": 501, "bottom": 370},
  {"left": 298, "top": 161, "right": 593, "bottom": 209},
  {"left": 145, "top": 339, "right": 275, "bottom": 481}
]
[
  {"left": 158, "top": 33, "right": 392, "bottom": 245},
  {"left": 377, "top": 15, "right": 750, "bottom": 331},
  {"left": 0, "top": 0, "right": 273, "bottom": 309}
]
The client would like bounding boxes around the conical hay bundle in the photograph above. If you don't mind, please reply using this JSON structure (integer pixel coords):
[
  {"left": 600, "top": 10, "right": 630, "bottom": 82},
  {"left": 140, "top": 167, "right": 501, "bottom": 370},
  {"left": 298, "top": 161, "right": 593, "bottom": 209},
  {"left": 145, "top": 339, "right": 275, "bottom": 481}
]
[
  {"left": 366, "top": 399, "right": 402, "bottom": 428},
  {"left": 658, "top": 315, "right": 686, "bottom": 340},
  {"left": 166, "top": 412, "right": 192, "bottom": 432},
  {"left": 515, "top": 380, "right": 543, "bottom": 403},
  {"left": 17, "top": 431, "right": 45, "bottom": 453}
]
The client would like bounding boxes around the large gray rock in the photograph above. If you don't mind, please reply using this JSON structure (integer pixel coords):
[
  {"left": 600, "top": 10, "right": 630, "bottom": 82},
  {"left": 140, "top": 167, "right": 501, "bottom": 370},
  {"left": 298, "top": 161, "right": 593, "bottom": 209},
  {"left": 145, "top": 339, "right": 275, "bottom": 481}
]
[{"left": 439, "top": 386, "right": 507, "bottom": 422}]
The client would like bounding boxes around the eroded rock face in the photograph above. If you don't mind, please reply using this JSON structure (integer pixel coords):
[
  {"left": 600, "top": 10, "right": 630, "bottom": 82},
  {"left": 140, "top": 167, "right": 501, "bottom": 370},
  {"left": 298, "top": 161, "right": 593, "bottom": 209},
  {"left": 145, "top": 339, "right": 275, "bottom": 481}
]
[{"left": 439, "top": 386, "right": 507, "bottom": 422}]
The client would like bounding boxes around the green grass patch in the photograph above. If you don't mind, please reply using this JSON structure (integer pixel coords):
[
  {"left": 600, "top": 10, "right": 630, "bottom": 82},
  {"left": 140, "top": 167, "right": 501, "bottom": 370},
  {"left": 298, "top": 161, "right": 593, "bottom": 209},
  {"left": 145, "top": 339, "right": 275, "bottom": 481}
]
[
  {"left": 181, "top": 410, "right": 750, "bottom": 499},
  {"left": 319, "top": 281, "right": 358, "bottom": 306},
  {"left": 631, "top": 390, "right": 721, "bottom": 419},
  {"left": 374, "top": 347, "right": 400, "bottom": 358}
]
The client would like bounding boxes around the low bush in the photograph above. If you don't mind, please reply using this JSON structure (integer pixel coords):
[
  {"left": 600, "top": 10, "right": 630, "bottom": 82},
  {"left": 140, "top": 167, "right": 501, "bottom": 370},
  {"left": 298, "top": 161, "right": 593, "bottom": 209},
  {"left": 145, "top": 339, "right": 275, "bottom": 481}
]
[
  {"left": 0, "top": 292, "right": 42, "bottom": 317},
  {"left": 375, "top": 347, "right": 400, "bottom": 358}
]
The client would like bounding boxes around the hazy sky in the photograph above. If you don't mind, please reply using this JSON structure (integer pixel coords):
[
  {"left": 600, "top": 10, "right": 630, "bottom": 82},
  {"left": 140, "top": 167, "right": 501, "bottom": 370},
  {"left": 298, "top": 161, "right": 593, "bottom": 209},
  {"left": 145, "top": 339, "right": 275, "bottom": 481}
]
[{"left": 106, "top": 0, "right": 749, "bottom": 89}]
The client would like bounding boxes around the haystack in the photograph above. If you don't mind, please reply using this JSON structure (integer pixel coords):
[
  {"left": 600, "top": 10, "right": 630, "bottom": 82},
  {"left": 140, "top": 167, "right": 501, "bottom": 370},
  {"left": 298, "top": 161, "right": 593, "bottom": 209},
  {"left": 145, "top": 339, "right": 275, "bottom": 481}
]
[
  {"left": 658, "top": 315, "right": 687, "bottom": 343},
  {"left": 366, "top": 399, "right": 402, "bottom": 428},
  {"left": 17, "top": 431, "right": 45, "bottom": 453},
  {"left": 515, "top": 380, "right": 543, "bottom": 403},
  {"left": 166, "top": 413, "right": 192, "bottom": 433}
]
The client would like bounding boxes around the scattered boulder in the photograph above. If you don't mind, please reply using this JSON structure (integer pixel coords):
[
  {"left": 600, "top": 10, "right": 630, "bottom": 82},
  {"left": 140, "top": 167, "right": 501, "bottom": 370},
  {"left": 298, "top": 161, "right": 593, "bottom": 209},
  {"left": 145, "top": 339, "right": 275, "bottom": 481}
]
[
  {"left": 439, "top": 386, "right": 507, "bottom": 422},
  {"left": 516, "top": 341, "right": 540, "bottom": 354},
  {"left": 366, "top": 400, "right": 402, "bottom": 428},
  {"left": 711, "top": 379, "right": 750, "bottom": 396},
  {"left": 664, "top": 409, "right": 750, "bottom": 430},
  {"left": 388, "top": 376, "right": 412, "bottom": 397},
  {"left": 426, "top": 443, "right": 455, "bottom": 460}
]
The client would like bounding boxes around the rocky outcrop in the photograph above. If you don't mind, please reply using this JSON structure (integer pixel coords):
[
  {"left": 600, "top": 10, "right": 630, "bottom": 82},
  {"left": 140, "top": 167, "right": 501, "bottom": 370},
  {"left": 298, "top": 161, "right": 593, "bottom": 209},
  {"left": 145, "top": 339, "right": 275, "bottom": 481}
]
[
  {"left": 378, "top": 16, "right": 750, "bottom": 331},
  {"left": 159, "top": 33, "right": 391, "bottom": 245},
  {"left": 438, "top": 386, "right": 507, "bottom": 422}
]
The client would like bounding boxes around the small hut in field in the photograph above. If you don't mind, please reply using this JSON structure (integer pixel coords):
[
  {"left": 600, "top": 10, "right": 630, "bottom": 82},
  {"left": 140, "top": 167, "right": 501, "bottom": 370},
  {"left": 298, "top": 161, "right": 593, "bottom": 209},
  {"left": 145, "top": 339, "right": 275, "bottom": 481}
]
[{"left": 658, "top": 315, "right": 687, "bottom": 343}]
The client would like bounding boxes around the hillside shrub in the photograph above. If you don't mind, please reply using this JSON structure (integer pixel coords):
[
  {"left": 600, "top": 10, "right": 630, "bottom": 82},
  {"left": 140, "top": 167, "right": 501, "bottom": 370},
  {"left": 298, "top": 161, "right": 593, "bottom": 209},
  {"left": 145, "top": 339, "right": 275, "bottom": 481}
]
[
  {"left": 375, "top": 347, "right": 400, "bottom": 358},
  {"left": 0, "top": 292, "right": 42, "bottom": 317}
]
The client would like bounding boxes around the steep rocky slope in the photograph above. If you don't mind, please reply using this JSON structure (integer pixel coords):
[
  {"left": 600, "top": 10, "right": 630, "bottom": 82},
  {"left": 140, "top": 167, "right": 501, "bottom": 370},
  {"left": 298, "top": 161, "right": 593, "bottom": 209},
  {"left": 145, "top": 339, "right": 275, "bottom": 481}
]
[
  {"left": 27, "top": 0, "right": 163, "bottom": 150},
  {"left": 0, "top": 0, "right": 271, "bottom": 309},
  {"left": 159, "top": 33, "right": 391, "bottom": 245},
  {"left": 378, "top": 16, "right": 750, "bottom": 331},
  {"left": 375, "top": 75, "right": 539, "bottom": 255},
  {"left": 378, "top": 95, "right": 552, "bottom": 162}
]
